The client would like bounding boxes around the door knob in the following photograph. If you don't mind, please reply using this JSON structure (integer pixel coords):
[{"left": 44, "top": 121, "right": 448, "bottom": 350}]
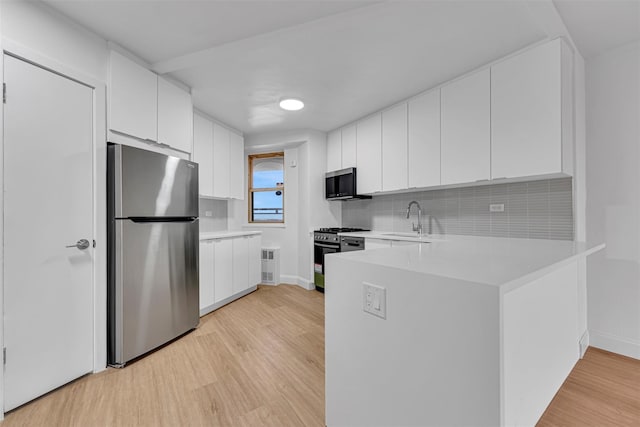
[{"left": 66, "top": 239, "right": 90, "bottom": 250}]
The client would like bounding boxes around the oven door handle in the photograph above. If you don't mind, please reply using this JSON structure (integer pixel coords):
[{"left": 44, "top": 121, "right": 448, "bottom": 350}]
[{"left": 315, "top": 243, "right": 339, "bottom": 249}]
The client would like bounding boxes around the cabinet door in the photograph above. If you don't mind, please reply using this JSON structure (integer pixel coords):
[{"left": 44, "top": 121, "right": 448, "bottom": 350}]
[
  {"left": 341, "top": 124, "right": 357, "bottom": 169},
  {"left": 157, "top": 77, "right": 193, "bottom": 153},
  {"left": 408, "top": 90, "right": 441, "bottom": 188},
  {"left": 356, "top": 113, "right": 382, "bottom": 194},
  {"left": 193, "top": 113, "right": 214, "bottom": 197},
  {"left": 491, "top": 40, "right": 562, "bottom": 179},
  {"left": 441, "top": 69, "right": 490, "bottom": 185},
  {"left": 199, "top": 240, "right": 215, "bottom": 311},
  {"left": 248, "top": 235, "right": 262, "bottom": 287},
  {"left": 228, "top": 131, "right": 245, "bottom": 200},
  {"left": 382, "top": 103, "right": 408, "bottom": 192},
  {"left": 327, "top": 129, "right": 342, "bottom": 172},
  {"left": 109, "top": 51, "right": 157, "bottom": 141},
  {"left": 232, "top": 237, "right": 249, "bottom": 294},
  {"left": 212, "top": 123, "right": 230, "bottom": 198},
  {"left": 213, "top": 239, "right": 233, "bottom": 303}
]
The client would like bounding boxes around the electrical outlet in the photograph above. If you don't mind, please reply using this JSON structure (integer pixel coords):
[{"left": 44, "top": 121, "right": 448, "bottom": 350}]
[
  {"left": 205, "top": 210, "right": 213, "bottom": 217},
  {"left": 489, "top": 203, "right": 505, "bottom": 212},
  {"left": 363, "top": 282, "right": 386, "bottom": 319}
]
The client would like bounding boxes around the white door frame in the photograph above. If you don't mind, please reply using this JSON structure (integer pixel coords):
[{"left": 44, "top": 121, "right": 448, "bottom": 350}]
[{"left": 0, "top": 38, "right": 107, "bottom": 419}]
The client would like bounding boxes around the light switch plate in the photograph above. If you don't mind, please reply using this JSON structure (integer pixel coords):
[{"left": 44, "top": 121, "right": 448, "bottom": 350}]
[
  {"left": 363, "top": 282, "right": 386, "bottom": 319},
  {"left": 489, "top": 203, "right": 505, "bottom": 212},
  {"left": 205, "top": 210, "right": 213, "bottom": 217}
]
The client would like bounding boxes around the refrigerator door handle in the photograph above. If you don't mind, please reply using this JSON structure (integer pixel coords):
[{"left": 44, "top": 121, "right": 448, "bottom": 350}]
[{"left": 127, "top": 217, "right": 198, "bottom": 223}]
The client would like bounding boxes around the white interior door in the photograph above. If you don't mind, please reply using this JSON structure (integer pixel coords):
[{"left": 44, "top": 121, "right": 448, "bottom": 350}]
[{"left": 3, "top": 54, "right": 94, "bottom": 411}]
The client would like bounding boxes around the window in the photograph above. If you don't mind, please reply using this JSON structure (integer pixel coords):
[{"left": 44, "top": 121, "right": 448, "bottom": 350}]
[{"left": 248, "top": 152, "right": 284, "bottom": 223}]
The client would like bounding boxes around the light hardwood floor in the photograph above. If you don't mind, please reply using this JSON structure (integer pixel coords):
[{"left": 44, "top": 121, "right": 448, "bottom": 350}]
[
  {"left": 3, "top": 284, "right": 639, "bottom": 426},
  {"left": 3, "top": 285, "right": 325, "bottom": 426},
  {"left": 538, "top": 346, "right": 640, "bottom": 426}
]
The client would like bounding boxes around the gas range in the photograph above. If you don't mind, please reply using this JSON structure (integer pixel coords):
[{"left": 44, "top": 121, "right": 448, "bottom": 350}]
[
  {"left": 314, "top": 227, "right": 369, "bottom": 292},
  {"left": 314, "top": 227, "right": 368, "bottom": 244}
]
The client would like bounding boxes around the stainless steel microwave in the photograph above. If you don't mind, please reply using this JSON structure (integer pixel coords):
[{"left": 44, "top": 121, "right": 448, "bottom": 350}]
[{"left": 325, "top": 167, "right": 371, "bottom": 200}]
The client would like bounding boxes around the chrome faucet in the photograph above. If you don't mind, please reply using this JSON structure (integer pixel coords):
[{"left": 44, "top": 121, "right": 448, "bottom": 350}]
[{"left": 406, "top": 201, "right": 423, "bottom": 237}]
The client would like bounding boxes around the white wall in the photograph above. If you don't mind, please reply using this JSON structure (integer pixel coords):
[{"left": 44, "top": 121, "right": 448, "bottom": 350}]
[
  {"left": 0, "top": 1, "right": 111, "bottom": 416},
  {"left": 199, "top": 198, "right": 228, "bottom": 232},
  {"left": 586, "top": 40, "right": 640, "bottom": 359},
  {"left": 229, "top": 129, "right": 340, "bottom": 288},
  {"left": 2, "top": 1, "right": 108, "bottom": 82}
]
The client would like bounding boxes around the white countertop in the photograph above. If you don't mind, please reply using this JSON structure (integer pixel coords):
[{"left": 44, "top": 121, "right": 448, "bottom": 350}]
[
  {"left": 200, "top": 230, "right": 261, "bottom": 240},
  {"left": 338, "top": 230, "right": 445, "bottom": 243},
  {"left": 330, "top": 233, "right": 604, "bottom": 292}
]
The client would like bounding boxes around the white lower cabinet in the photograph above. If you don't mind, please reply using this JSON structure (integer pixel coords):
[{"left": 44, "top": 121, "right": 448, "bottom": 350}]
[
  {"left": 199, "top": 239, "right": 215, "bottom": 310},
  {"left": 232, "top": 236, "right": 250, "bottom": 294},
  {"left": 200, "top": 234, "right": 262, "bottom": 316},
  {"left": 248, "top": 235, "right": 262, "bottom": 287},
  {"left": 213, "top": 239, "right": 233, "bottom": 304}
]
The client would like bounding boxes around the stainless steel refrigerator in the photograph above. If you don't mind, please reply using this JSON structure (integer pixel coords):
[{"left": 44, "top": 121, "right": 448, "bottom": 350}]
[{"left": 107, "top": 143, "right": 199, "bottom": 367}]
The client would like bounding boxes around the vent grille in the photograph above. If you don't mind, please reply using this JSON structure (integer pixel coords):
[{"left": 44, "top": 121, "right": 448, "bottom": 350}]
[{"left": 261, "top": 247, "right": 280, "bottom": 285}]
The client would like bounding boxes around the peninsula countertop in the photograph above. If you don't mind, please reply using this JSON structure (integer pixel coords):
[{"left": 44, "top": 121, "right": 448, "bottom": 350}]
[
  {"left": 330, "top": 233, "right": 604, "bottom": 292},
  {"left": 199, "top": 230, "right": 262, "bottom": 240}
]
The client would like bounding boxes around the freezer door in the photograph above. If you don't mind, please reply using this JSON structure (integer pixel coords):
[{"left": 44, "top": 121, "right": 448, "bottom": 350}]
[
  {"left": 111, "top": 218, "right": 199, "bottom": 365},
  {"left": 110, "top": 144, "right": 198, "bottom": 218}
]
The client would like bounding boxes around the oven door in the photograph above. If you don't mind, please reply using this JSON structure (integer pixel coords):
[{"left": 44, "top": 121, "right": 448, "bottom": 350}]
[{"left": 314, "top": 242, "right": 339, "bottom": 291}]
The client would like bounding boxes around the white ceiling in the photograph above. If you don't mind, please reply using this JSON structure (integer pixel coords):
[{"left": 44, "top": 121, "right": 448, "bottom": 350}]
[
  {"left": 42, "top": 0, "right": 640, "bottom": 136},
  {"left": 553, "top": 0, "right": 640, "bottom": 59}
]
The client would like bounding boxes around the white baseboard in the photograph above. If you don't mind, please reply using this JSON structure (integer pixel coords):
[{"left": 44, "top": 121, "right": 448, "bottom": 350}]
[
  {"left": 579, "top": 330, "right": 589, "bottom": 358},
  {"left": 280, "top": 275, "right": 315, "bottom": 291},
  {"left": 200, "top": 286, "right": 257, "bottom": 317},
  {"left": 589, "top": 330, "right": 640, "bottom": 360}
]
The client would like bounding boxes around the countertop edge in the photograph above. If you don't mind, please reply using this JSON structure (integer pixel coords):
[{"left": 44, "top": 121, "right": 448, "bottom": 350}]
[
  {"left": 338, "top": 231, "right": 446, "bottom": 243},
  {"left": 330, "top": 238, "right": 606, "bottom": 290},
  {"left": 200, "top": 230, "right": 262, "bottom": 240},
  {"left": 498, "top": 243, "right": 606, "bottom": 293}
]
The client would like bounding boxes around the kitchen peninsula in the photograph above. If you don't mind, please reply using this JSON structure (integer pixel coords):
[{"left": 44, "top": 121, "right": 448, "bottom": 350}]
[{"left": 325, "top": 235, "right": 604, "bottom": 427}]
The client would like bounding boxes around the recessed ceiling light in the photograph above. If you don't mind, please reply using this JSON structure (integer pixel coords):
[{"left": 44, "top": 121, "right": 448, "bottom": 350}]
[{"left": 279, "top": 98, "right": 304, "bottom": 111}]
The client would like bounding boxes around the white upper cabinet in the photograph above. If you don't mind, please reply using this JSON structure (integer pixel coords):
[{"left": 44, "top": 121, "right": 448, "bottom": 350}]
[
  {"left": 228, "top": 131, "right": 245, "bottom": 200},
  {"left": 194, "top": 113, "right": 244, "bottom": 200},
  {"left": 212, "top": 123, "right": 230, "bottom": 198},
  {"left": 491, "top": 39, "right": 572, "bottom": 179},
  {"left": 109, "top": 51, "right": 157, "bottom": 142},
  {"left": 326, "top": 124, "right": 357, "bottom": 172},
  {"left": 109, "top": 50, "right": 194, "bottom": 154},
  {"left": 193, "top": 113, "right": 214, "bottom": 197},
  {"left": 382, "top": 103, "right": 408, "bottom": 192},
  {"left": 329, "top": 39, "right": 572, "bottom": 195},
  {"left": 157, "top": 77, "right": 193, "bottom": 153},
  {"left": 327, "top": 129, "right": 342, "bottom": 172},
  {"left": 441, "top": 68, "right": 491, "bottom": 185},
  {"left": 408, "top": 89, "right": 441, "bottom": 188},
  {"left": 341, "top": 124, "right": 357, "bottom": 168},
  {"left": 356, "top": 113, "right": 382, "bottom": 194}
]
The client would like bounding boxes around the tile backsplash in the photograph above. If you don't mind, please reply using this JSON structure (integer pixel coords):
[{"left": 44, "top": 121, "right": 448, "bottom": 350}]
[
  {"left": 199, "top": 198, "right": 228, "bottom": 232},
  {"left": 342, "top": 178, "right": 573, "bottom": 240}
]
